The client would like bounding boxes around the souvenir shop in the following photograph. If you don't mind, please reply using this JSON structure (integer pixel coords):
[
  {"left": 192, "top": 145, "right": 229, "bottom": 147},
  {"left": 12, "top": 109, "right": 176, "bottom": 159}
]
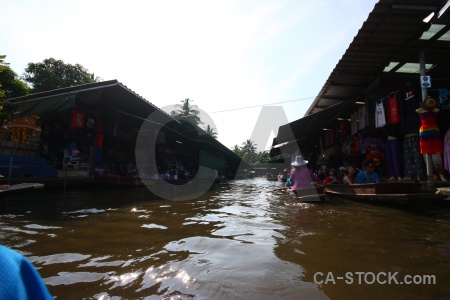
[
  {"left": 38, "top": 105, "right": 208, "bottom": 180},
  {"left": 314, "top": 79, "right": 450, "bottom": 181}
]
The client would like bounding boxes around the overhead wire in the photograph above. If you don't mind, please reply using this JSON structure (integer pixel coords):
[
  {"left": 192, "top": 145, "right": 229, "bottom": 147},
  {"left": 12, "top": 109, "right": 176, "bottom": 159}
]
[{"left": 210, "top": 96, "right": 315, "bottom": 113}]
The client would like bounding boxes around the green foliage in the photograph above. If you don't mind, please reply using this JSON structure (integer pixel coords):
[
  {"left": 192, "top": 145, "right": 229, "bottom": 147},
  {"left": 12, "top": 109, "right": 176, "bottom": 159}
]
[
  {"left": 257, "top": 151, "right": 270, "bottom": 164},
  {"left": 231, "top": 140, "right": 269, "bottom": 165},
  {"left": 0, "top": 64, "right": 29, "bottom": 122},
  {"left": 170, "top": 98, "right": 202, "bottom": 125},
  {"left": 204, "top": 124, "right": 218, "bottom": 138},
  {"left": 22, "top": 58, "right": 98, "bottom": 93}
]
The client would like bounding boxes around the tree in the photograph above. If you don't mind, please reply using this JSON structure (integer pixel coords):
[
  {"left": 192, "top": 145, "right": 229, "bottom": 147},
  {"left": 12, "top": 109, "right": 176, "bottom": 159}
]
[
  {"left": 241, "top": 139, "right": 257, "bottom": 163},
  {"left": 170, "top": 98, "right": 202, "bottom": 125},
  {"left": 0, "top": 62, "right": 29, "bottom": 123},
  {"left": 204, "top": 124, "right": 218, "bottom": 138},
  {"left": 22, "top": 58, "right": 99, "bottom": 93},
  {"left": 257, "top": 151, "right": 270, "bottom": 163},
  {"left": 231, "top": 144, "right": 242, "bottom": 157}
]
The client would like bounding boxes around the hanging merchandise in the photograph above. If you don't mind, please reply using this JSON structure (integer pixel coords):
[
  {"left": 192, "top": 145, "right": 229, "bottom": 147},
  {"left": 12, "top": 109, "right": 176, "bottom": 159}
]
[
  {"left": 85, "top": 115, "right": 96, "bottom": 142},
  {"left": 351, "top": 110, "right": 358, "bottom": 135},
  {"left": 375, "top": 99, "right": 386, "bottom": 128},
  {"left": 401, "top": 82, "right": 421, "bottom": 135},
  {"left": 96, "top": 133, "right": 104, "bottom": 163},
  {"left": 71, "top": 109, "right": 86, "bottom": 129},
  {"left": 338, "top": 119, "right": 347, "bottom": 139},
  {"left": 357, "top": 105, "right": 366, "bottom": 131},
  {"left": 403, "top": 82, "right": 420, "bottom": 116},
  {"left": 418, "top": 98, "right": 442, "bottom": 154},
  {"left": 323, "top": 130, "right": 330, "bottom": 148},
  {"left": 444, "top": 128, "right": 450, "bottom": 172},
  {"left": 329, "top": 126, "right": 335, "bottom": 145},
  {"left": 388, "top": 91, "right": 400, "bottom": 124},
  {"left": 439, "top": 87, "right": 449, "bottom": 110}
]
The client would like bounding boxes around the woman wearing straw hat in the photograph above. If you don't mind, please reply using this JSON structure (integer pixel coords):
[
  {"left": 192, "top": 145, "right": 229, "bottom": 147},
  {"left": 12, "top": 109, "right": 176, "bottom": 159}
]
[{"left": 289, "top": 155, "right": 322, "bottom": 190}]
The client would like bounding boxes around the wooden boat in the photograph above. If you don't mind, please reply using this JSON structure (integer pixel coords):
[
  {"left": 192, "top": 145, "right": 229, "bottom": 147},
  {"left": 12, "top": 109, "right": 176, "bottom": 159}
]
[
  {"left": 0, "top": 182, "right": 44, "bottom": 197},
  {"left": 324, "top": 182, "right": 447, "bottom": 205},
  {"left": 287, "top": 185, "right": 327, "bottom": 202}
]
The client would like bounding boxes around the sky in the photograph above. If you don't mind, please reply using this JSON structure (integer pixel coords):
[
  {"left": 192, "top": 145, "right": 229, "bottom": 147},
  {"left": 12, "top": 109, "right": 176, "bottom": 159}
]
[{"left": 2, "top": 0, "right": 379, "bottom": 152}]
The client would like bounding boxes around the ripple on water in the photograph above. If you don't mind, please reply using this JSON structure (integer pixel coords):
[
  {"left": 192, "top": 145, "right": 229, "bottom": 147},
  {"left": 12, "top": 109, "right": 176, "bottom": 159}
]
[
  {"left": 142, "top": 224, "right": 168, "bottom": 229},
  {"left": 28, "top": 253, "right": 91, "bottom": 265},
  {"left": 44, "top": 271, "right": 109, "bottom": 286},
  {"left": 24, "top": 224, "right": 62, "bottom": 230}
]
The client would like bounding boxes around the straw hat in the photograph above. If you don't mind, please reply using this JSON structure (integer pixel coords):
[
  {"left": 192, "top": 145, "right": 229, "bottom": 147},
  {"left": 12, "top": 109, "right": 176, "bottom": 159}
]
[{"left": 291, "top": 155, "right": 308, "bottom": 167}]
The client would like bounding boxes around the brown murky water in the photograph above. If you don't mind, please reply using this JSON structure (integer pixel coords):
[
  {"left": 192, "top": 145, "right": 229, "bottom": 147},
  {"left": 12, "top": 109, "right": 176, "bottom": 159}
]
[{"left": 1, "top": 178, "right": 450, "bottom": 299}]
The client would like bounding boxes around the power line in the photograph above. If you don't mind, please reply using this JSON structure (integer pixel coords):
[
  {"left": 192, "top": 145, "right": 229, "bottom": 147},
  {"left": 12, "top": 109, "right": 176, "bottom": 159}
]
[{"left": 210, "top": 96, "right": 315, "bottom": 113}]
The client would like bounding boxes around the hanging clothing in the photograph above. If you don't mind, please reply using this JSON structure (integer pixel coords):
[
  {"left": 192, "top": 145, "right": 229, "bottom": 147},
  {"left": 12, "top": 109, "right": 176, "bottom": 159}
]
[
  {"left": 351, "top": 111, "right": 358, "bottom": 135},
  {"left": 375, "top": 100, "right": 386, "bottom": 128},
  {"left": 385, "top": 137, "right": 401, "bottom": 177},
  {"left": 358, "top": 105, "right": 366, "bottom": 130},
  {"left": 403, "top": 134, "right": 425, "bottom": 179},
  {"left": 444, "top": 130, "right": 450, "bottom": 172},
  {"left": 419, "top": 110, "right": 443, "bottom": 154},
  {"left": 388, "top": 92, "right": 400, "bottom": 124},
  {"left": 71, "top": 109, "right": 86, "bottom": 129}
]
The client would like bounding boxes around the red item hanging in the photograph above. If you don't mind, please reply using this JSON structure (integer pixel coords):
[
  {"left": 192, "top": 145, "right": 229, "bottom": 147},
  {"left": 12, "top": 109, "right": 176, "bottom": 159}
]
[
  {"left": 388, "top": 92, "right": 400, "bottom": 124},
  {"left": 71, "top": 109, "right": 86, "bottom": 128}
]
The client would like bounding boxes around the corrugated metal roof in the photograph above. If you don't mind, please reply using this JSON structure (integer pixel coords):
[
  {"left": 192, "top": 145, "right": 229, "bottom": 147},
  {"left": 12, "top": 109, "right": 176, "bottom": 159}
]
[
  {"left": 272, "top": 0, "right": 450, "bottom": 155},
  {"left": 305, "top": 0, "right": 450, "bottom": 115}
]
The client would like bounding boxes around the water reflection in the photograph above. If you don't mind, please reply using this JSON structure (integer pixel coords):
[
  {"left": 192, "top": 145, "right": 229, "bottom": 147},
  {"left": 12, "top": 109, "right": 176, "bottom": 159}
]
[{"left": 0, "top": 178, "right": 449, "bottom": 299}]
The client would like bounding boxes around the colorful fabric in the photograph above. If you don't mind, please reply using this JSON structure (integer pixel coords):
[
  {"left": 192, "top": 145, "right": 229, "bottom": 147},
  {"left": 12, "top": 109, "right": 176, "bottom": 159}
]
[
  {"left": 403, "top": 135, "right": 425, "bottom": 179},
  {"left": 444, "top": 130, "right": 450, "bottom": 172},
  {"left": 0, "top": 245, "right": 53, "bottom": 300},
  {"left": 385, "top": 138, "right": 401, "bottom": 177},
  {"left": 375, "top": 100, "right": 386, "bottom": 128},
  {"left": 71, "top": 109, "right": 86, "bottom": 128},
  {"left": 290, "top": 167, "right": 321, "bottom": 190},
  {"left": 388, "top": 92, "right": 400, "bottom": 124},
  {"left": 419, "top": 111, "right": 443, "bottom": 154}
]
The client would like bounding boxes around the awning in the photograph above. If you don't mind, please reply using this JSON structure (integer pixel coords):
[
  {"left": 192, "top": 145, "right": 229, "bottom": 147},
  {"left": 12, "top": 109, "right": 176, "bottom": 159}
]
[
  {"left": 275, "top": 100, "right": 356, "bottom": 144},
  {"left": 12, "top": 94, "right": 77, "bottom": 117}
]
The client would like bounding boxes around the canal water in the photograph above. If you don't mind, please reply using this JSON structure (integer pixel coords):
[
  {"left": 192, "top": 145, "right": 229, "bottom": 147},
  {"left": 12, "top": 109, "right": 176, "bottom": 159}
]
[{"left": 1, "top": 178, "right": 449, "bottom": 299}]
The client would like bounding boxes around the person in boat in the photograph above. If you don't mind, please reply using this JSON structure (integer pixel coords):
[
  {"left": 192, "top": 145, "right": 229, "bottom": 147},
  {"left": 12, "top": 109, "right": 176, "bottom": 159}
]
[
  {"left": 289, "top": 155, "right": 322, "bottom": 190},
  {"left": 285, "top": 177, "right": 292, "bottom": 188},
  {"left": 317, "top": 165, "right": 329, "bottom": 182},
  {"left": 342, "top": 165, "right": 356, "bottom": 184},
  {"left": 355, "top": 160, "right": 380, "bottom": 184},
  {"left": 338, "top": 166, "right": 347, "bottom": 181},
  {"left": 323, "top": 168, "right": 342, "bottom": 185},
  {"left": 277, "top": 171, "right": 284, "bottom": 181}
]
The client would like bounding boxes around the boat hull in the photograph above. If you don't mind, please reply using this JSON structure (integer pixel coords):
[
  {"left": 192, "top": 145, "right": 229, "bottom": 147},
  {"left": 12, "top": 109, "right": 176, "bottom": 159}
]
[
  {"left": 287, "top": 185, "right": 327, "bottom": 202},
  {"left": 325, "top": 182, "right": 421, "bottom": 195},
  {"left": 325, "top": 182, "right": 447, "bottom": 205}
]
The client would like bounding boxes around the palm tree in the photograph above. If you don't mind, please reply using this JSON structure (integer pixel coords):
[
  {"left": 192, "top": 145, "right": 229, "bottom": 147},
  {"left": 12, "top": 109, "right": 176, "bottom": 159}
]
[
  {"left": 231, "top": 144, "right": 242, "bottom": 156},
  {"left": 241, "top": 139, "right": 257, "bottom": 163},
  {"left": 257, "top": 151, "right": 269, "bottom": 163},
  {"left": 204, "top": 124, "right": 218, "bottom": 138},
  {"left": 170, "top": 98, "right": 202, "bottom": 125}
]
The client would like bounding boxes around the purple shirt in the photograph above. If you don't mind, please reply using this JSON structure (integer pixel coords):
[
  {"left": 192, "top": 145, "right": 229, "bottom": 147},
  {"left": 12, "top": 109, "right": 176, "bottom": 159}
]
[{"left": 290, "top": 167, "right": 321, "bottom": 189}]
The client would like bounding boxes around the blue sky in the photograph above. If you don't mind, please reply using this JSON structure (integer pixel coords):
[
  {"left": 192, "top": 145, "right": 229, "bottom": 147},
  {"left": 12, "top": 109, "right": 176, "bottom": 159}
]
[{"left": 2, "top": 0, "right": 378, "bottom": 151}]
